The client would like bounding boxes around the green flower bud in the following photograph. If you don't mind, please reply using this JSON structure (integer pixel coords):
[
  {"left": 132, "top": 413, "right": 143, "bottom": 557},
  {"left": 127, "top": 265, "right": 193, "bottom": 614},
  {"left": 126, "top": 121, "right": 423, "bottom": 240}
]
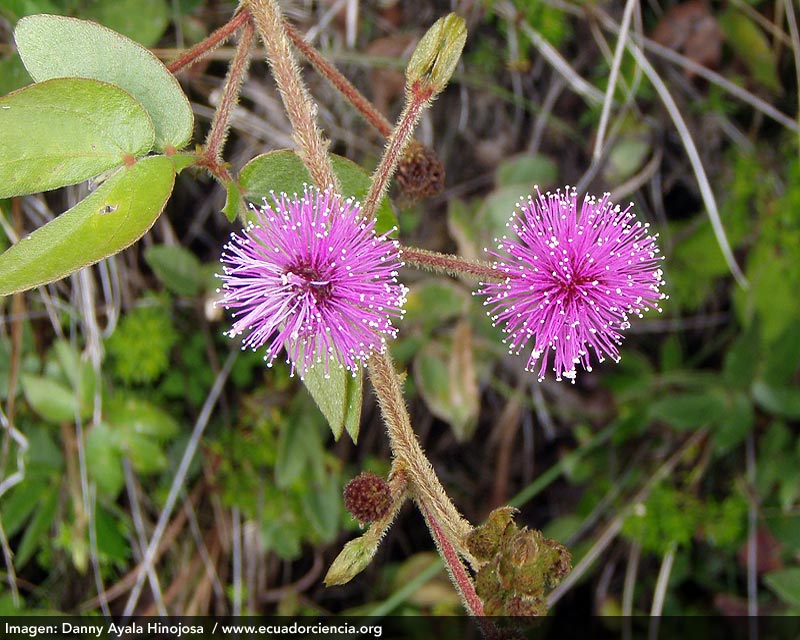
[
  {"left": 543, "top": 537, "right": 572, "bottom": 589},
  {"left": 324, "top": 535, "right": 376, "bottom": 586},
  {"left": 405, "top": 13, "right": 467, "bottom": 97},
  {"left": 466, "top": 506, "right": 518, "bottom": 561}
]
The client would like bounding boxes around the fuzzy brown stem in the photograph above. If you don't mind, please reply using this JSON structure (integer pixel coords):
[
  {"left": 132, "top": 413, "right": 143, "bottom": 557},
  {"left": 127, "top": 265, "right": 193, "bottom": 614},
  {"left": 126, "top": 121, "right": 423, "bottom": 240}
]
[
  {"left": 367, "top": 351, "right": 478, "bottom": 569},
  {"left": 168, "top": 9, "right": 252, "bottom": 73},
  {"left": 245, "top": 0, "right": 339, "bottom": 192},
  {"left": 361, "top": 91, "right": 431, "bottom": 220},
  {"left": 284, "top": 22, "right": 393, "bottom": 138},
  {"left": 401, "top": 246, "right": 502, "bottom": 281},
  {"left": 204, "top": 19, "right": 256, "bottom": 163}
]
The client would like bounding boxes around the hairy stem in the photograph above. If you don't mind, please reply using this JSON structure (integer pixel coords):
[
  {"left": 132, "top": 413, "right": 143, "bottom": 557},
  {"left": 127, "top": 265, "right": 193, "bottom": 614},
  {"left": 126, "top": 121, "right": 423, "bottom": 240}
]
[
  {"left": 284, "top": 22, "right": 393, "bottom": 138},
  {"left": 244, "top": 0, "right": 340, "bottom": 192},
  {"left": 204, "top": 19, "right": 256, "bottom": 163},
  {"left": 168, "top": 9, "right": 252, "bottom": 73},
  {"left": 367, "top": 352, "right": 477, "bottom": 569},
  {"left": 401, "top": 246, "right": 502, "bottom": 281},
  {"left": 361, "top": 89, "right": 432, "bottom": 220},
  {"left": 418, "top": 500, "right": 484, "bottom": 617}
]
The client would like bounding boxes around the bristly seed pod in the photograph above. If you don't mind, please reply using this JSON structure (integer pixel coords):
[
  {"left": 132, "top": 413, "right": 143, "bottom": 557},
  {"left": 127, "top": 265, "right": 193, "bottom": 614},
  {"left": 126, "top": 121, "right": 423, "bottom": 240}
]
[
  {"left": 395, "top": 141, "right": 445, "bottom": 202},
  {"left": 343, "top": 471, "right": 392, "bottom": 525}
]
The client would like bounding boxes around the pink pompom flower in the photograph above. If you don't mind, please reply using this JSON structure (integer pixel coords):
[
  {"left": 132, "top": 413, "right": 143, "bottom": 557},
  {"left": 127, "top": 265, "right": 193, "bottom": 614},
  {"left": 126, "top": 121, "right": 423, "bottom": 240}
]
[
  {"left": 477, "top": 186, "right": 666, "bottom": 382},
  {"left": 217, "top": 187, "right": 406, "bottom": 377}
]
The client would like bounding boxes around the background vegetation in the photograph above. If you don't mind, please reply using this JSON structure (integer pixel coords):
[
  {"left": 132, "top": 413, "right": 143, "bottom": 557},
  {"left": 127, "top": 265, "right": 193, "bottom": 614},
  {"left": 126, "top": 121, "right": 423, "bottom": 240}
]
[{"left": 1, "top": 0, "right": 799, "bottom": 620}]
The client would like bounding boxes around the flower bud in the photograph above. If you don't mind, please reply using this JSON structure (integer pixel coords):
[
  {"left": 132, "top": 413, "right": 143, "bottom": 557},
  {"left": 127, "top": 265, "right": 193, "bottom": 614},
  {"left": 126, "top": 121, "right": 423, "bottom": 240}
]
[
  {"left": 324, "top": 536, "right": 376, "bottom": 586},
  {"left": 405, "top": 13, "right": 467, "bottom": 97},
  {"left": 466, "top": 506, "right": 518, "bottom": 561}
]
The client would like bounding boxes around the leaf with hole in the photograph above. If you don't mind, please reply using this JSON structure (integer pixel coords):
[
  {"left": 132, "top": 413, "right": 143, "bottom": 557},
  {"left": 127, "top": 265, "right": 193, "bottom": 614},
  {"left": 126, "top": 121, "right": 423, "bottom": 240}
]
[
  {"left": 16, "top": 14, "right": 193, "bottom": 150},
  {"left": 239, "top": 150, "right": 398, "bottom": 235},
  {"left": 0, "top": 78, "right": 154, "bottom": 198},
  {"left": 0, "top": 155, "right": 175, "bottom": 297}
]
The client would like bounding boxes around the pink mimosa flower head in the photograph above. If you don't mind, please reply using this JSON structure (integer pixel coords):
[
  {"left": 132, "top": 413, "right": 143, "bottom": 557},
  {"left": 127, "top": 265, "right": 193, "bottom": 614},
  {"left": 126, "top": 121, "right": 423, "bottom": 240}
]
[
  {"left": 477, "top": 186, "right": 666, "bottom": 382},
  {"left": 216, "top": 186, "right": 407, "bottom": 378}
]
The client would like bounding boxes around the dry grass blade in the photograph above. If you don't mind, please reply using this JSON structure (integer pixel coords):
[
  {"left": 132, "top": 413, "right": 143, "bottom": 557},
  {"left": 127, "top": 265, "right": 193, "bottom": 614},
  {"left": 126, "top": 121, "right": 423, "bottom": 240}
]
[
  {"left": 497, "top": 0, "right": 605, "bottom": 106},
  {"left": 650, "top": 542, "right": 676, "bottom": 617},
  {"left": 623, "top": 38, "right": 749, "bottom": 289},
  {"left": 592, "top": 5, "right": 800, "bottom": 134},
  {"left": 593, "top": 0, "right": 638, "bottom": 161},
  {"left": 123, "top": 459, "right": 167, "bottom": 616},
  {"left": 122, "top": 351, "right": 237, "bottom": 617}
]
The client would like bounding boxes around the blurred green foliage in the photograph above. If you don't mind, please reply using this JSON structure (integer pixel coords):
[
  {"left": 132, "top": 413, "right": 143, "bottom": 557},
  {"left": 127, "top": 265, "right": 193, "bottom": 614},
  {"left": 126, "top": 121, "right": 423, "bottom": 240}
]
[{"left": 2, "top": 0, "right": 800, "bottom": 620}]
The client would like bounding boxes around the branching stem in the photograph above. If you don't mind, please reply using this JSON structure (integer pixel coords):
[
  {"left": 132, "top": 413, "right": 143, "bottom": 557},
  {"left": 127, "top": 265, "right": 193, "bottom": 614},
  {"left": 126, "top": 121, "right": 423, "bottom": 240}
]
[{"left": 168, "top": 9, "right": 252, "bottom": 73}]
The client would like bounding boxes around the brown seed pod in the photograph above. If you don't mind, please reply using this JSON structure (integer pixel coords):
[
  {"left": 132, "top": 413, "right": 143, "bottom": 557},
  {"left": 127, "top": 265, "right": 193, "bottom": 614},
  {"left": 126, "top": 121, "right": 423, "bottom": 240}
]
[
  {"left": 343, "top": 471, "right": 392, "bottom": 525},
  {"left": 395, "top": 141, "right": 445, "bottom": 201}
]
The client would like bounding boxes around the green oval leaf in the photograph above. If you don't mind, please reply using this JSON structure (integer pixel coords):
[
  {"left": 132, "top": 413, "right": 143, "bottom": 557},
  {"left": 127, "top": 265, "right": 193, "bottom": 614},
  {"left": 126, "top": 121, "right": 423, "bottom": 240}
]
[
  {"left": 86, "top": 423, "right": 125, "bottom": 497},
  {"left": 0, "top": 155, "right": 175, "bottom": 296},
  {"left": 21, "top": 374, "right": 79, "bottom": 423},
  {"left": 0, "top": 77, "right": 155, "bottom": 198},
  {"left": 15, "top": 14, "right": 193, "bottom": 150},
  {"left": 719, "top": 8, "right": 781, "bottom": 94},
  {"left": 144, "top": 244, "right": 203, "bottom": 296},
  {"left": 239, "top": 150, "right": 398, "bottom": 235},
  {"left": 303, "top": 364, "right": 363, "bottom": 443},
  {"left": 764, "top": 568, "right": 800, "bottom": 609},
  {"left": 106, "top": 397, "right": 179, "bottom": 440},
  {"left": 413, "top": 337, "right": 478, "bottom": 442},
  {"left": 650, "top": 391, "right": 726, "bottom": 430}
]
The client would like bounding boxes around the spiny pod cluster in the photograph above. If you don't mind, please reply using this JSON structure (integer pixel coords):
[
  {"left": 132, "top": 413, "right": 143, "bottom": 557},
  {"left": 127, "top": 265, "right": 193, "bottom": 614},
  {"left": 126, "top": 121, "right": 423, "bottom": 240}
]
[{"left": 466, "top": 507, "right": 571, "bottom": 616}]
